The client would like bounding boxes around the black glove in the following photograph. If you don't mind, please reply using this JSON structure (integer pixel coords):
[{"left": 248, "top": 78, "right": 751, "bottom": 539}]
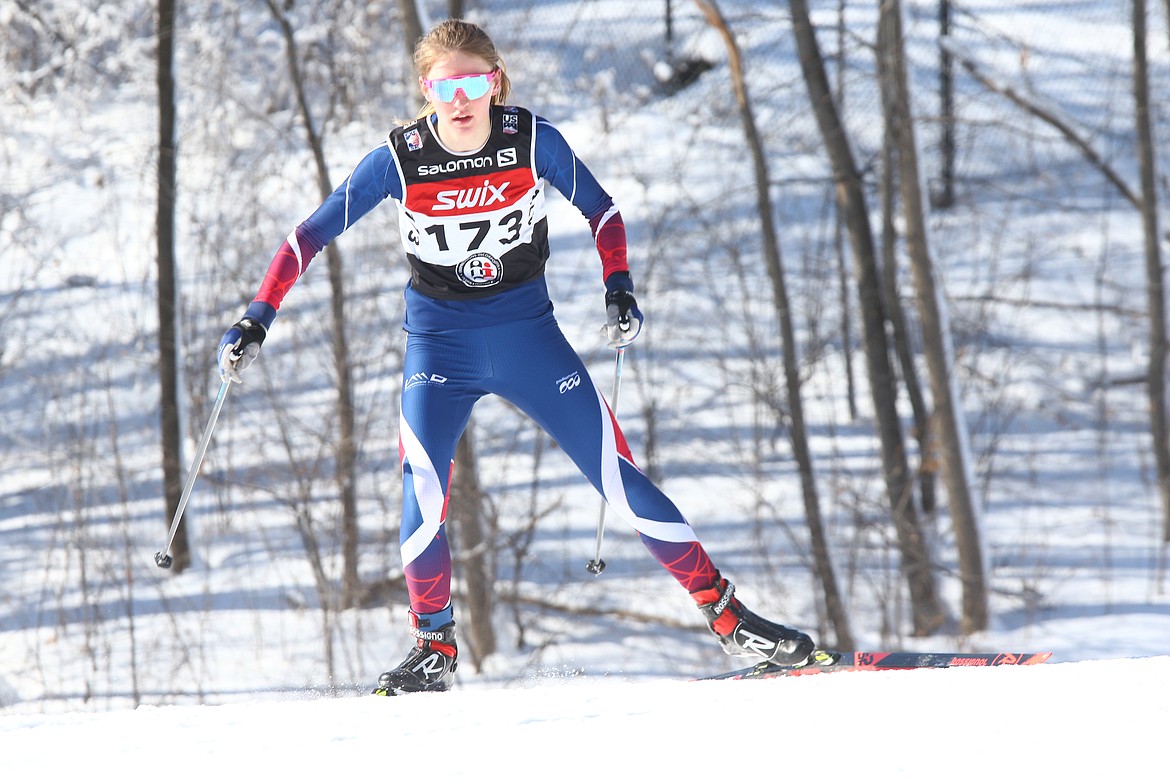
[
  {"left": 603, "top": 271, "right": 643, "bottom": 348},
  {"left": 217, "top": 316, "right": 267, "bottom": 383}
]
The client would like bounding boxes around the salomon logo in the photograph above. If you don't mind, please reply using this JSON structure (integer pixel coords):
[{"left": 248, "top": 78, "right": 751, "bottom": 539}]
[
  {"left": 417, "top": 156, "right": 494, "bottom": 176},
  {"left": 416, "top": 148, "right": 516, "bottom": 176}
]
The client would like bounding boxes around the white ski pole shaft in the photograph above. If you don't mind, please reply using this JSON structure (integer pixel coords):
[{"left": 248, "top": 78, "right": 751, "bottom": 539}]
[
  {"left": 587, "top": 347, "right": 625, "bottom": 575},
  {"left": 155, "top": 378, "right": 232, "bottom": 568}
]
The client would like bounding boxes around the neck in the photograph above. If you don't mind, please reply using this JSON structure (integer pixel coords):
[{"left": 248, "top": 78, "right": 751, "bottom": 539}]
[
  {"left": 440, "top": 128, "right": 490, "bottom": 152},
  {"left": 432, "top": 112, "right": 491, "bottom": 153}
]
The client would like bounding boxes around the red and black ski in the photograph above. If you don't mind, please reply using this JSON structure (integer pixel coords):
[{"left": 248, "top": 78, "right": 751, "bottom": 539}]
[{"left": 702, "top": 650, "right": 1052, "bottom": 680}]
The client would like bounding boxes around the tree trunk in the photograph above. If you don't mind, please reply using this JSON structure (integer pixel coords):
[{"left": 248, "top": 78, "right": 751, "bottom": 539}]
[
  {"left": 877, "top": 77, "right": 936, "bottom": 517},
  {"left": 398, "top": 0, "right": 495, "bottom": 655},
  {"left": 1132, "top": 0, "right": 1170, "bottom": 542},
  {"left": 397, "top": 0, "right": 425, "bottom": 60},
  {"left": 787, "top": 0, "right": 944, "bottom": 635},
  {"left": 696, "top": 0, "right": 853, "bottom": 650},
  {"left": 832, "top": 2, "right": 859, "bottom": 423},
  {"left": 156, "top": 0, "right": 191, "bottom": 573},
  {"left": 399, "top": 0, "right": 495, "bottom": 656},
  {"left": 449, "top": 427, "right": 497, "bottom": 669},
  {"left": 879, "top": 0, "right": 987, "bottom": 633},
  {"left": 267, "top": 0, "right": 361, "bottom": 607},
  {"left": 936, "top": 0, "right": 956, "bottom": 209}
]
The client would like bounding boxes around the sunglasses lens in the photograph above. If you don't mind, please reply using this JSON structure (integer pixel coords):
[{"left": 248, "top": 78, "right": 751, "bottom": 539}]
[{"left": 431, "top": 74, "right": 491, "bottom": 102}]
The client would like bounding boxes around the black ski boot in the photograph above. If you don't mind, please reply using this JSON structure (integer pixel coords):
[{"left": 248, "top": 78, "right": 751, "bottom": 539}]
[
  {"left": 373, "top": 618, "right": 458, "bottom": 696},
  {"left": 691, "top": 577, "right": 815, "bottom": 666}
]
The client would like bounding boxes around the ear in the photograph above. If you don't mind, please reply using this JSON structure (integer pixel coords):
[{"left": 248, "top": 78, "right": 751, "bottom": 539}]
[{"left": 419, "top": 77, "right": 431, "bottom": 100}]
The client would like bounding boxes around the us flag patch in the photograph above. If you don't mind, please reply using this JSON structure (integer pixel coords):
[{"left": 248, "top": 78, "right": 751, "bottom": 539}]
[{"left": 406, "top": 128, "right": 423, "bottom": 150}]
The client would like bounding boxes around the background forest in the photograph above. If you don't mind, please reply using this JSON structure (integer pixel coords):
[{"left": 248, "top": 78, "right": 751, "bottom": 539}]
[{"left": 2, "top": 0, "right": 1168, "bottom": 710}]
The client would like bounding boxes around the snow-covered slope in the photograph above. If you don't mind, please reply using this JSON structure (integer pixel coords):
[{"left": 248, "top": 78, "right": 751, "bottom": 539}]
[{"left": 2, "top": 656, "right": 1166, "bottom": 779}]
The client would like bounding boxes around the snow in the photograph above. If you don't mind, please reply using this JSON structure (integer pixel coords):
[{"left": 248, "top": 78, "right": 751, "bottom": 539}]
[
  {"left": 2, "top": 657, "right": 1167, "bottom": 777},
  {"left": 3, "top": 0, "right": 1170, "bottom": 776}
]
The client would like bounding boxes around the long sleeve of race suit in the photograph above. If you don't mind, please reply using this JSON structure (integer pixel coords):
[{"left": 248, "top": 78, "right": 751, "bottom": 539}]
[
  {"left": 532, "top": 116, "right": 629, "bottom": 284},
  {"left": 242, "top": 143, "right": 400, "bottom": 329},
  {"left": 245, "top": 114, "right": 628, "bottom": 328}
]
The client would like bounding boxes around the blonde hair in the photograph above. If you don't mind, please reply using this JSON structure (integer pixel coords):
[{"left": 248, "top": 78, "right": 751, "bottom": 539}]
[{"left": 414, "top": 19, "right": 512, "bottom": 119}]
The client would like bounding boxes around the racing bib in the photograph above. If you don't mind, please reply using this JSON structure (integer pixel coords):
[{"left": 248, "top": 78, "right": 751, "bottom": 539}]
[{"left": 389, "top": 106, "right": 550, "bottom": 299}]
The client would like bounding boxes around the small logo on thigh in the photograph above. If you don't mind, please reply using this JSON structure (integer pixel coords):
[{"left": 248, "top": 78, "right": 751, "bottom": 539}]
[
  {"left": 557, "top": 371, "right": 581, "bottom": 394},
  {"left": 405, "top": 372, "right": 449, "bottom": 391}
]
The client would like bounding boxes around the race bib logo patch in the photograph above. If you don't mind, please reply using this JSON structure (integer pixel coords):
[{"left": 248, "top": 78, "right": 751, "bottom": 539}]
[
  {"left": 502, "top": 113, "right": 519, "bottom": 135},
  {"left": 405, "top": 127, "right": 423, "bottom": 151},
  {"left": 456, "top": 253, "right": 503, "bottom": 287}
]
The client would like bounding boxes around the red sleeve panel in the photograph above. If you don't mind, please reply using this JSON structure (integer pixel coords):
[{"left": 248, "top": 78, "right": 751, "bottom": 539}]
[
  {"left": 248, "top": 142, "right": 397, "bottom": 319},
  {"left": 589, "top": 205, "right": 628, "bottom": 282},
  {"left": 254, "top": 227, "right": 325, "bottom": 311}
]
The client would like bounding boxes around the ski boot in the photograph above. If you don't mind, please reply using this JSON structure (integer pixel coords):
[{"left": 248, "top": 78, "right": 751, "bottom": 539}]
[
  {"left": 373, "top": 612, "right": 458, "bottom": 696},
  {"left": 691, "top": 576, "right": 815, "bottom": 666}
]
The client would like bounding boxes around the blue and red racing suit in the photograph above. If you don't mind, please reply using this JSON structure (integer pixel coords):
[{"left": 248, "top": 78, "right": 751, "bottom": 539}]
[{"left": 242, "top": 106, "right": 718, "bottom": 623}]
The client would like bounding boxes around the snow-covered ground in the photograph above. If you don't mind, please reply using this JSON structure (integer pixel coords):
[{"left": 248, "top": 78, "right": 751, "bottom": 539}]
[{"left": 3, "top": 657, "right": 1167, "bottom": 778}]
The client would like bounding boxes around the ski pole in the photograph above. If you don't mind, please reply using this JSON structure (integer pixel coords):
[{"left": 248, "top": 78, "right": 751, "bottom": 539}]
[
  {"left": 586, "top": 346, "right": 625, "bottom": 575},
  {"left": 155, "top": 377, "right": 232, "bottom": 569}
]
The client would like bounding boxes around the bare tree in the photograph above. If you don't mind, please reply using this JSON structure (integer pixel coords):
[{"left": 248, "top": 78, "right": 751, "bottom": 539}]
[
  {"left": 156, "top": 0, "right": 191, "bottom": 572},
  {"left": 389, "top": 0, "right": 499, "bottom": 662},
  {"left": 695, "top": 0, "right": 853, "bottom": 650},
  {"left": 936, "top": 0, "right": 956, "bottom": 209},
  {"left": 944, "top": 46, "right": 1139, "bottom": 209},
  {"left": 396, "top": 0, "right": 425, "bottom": 59},
  {"left": 1164, "top": 0, "right": 1170, "bottom": 73},
  {"left": 787, "top": 0, "right": 944, "bottom": 635},
  {"left": 878, "top": 124, "right": 936, "bottom": 517},
  {"left": 265, "top": 0, "right": 360, "bottom": 607},
  {"left": 875, "top": 33, "right": 935, "bottom": 518},
  {"left": 831, "top": 6, "right": 860, "bottom": 425},
  {"left": 1131, "top": 0, "right": 1170, "bottom": 544},
  {"left": 448, "top": 427, "right": 498, "bottom": 669},
  {"left": 942, "top": 11, "right": 1168, "bottom": 548},
  {"left": 878, "top": 0, "right": 987, "bottom": 633}
]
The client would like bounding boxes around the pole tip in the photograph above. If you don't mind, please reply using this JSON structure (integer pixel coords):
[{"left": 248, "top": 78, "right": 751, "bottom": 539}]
[{"left": 155, "top": 551, "right": 174, "bottom": 569}]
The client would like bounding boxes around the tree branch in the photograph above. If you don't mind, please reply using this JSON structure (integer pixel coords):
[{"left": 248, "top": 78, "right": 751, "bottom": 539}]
[{"left": 942, "top": 38, "right": 1140, "bottom": 209}]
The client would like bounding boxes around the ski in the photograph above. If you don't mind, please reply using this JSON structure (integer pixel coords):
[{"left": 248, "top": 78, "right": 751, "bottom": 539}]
[{"left": 701, "top": 650, "right": 1052, "bottom": 680}]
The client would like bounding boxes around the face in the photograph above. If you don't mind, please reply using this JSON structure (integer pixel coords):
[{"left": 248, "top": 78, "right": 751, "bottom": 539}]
[{"left": 421, "top": 50, "right": 499, "bottom": 152}]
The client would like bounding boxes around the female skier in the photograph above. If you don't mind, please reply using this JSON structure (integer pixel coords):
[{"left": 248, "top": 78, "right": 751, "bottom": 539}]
[{"left": 218, "top": 19, "right": 814, "bottom": 694}]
